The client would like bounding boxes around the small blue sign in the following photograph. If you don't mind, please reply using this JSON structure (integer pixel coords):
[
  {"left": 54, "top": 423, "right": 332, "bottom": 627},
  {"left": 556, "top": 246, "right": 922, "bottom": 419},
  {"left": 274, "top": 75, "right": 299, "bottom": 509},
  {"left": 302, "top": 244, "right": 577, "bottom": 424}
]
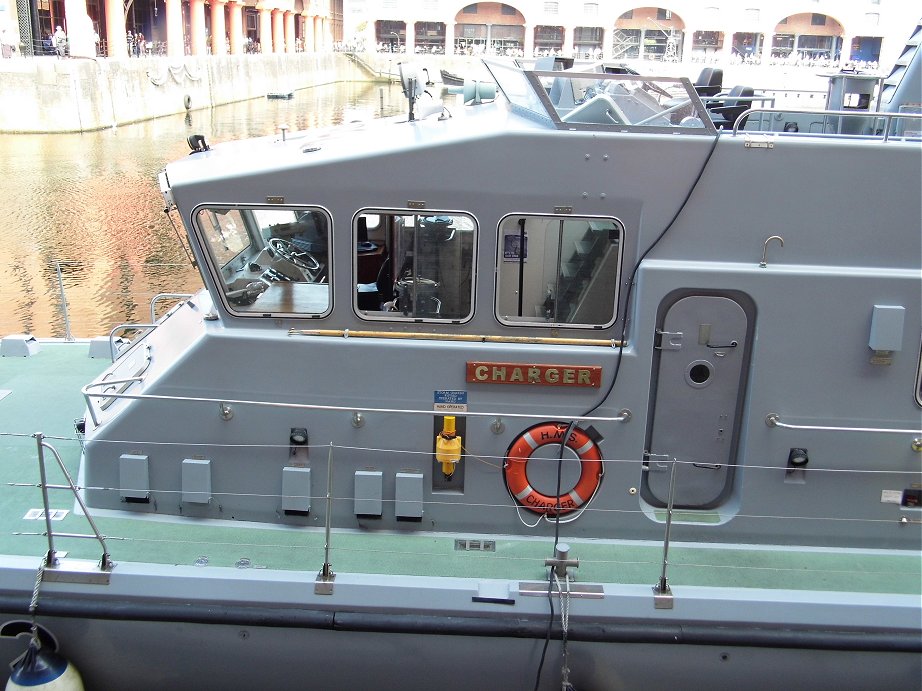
[{"left": 434, "top": 390, "right": 468, "bottom": 405}]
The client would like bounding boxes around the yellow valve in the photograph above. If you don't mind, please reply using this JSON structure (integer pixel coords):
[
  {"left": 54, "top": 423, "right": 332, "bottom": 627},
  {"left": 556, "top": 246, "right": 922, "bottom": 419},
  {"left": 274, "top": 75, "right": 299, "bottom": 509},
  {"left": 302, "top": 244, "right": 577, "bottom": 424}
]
[{"left": 435, "top": 416, "right": 462, "bottom": 479}]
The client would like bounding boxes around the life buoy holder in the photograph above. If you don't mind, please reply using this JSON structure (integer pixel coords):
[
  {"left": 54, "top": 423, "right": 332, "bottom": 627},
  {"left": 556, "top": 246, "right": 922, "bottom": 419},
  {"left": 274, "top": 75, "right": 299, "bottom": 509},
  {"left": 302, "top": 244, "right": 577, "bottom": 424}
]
[{"left": 504, "top": 422, "right": 603, "bottom": 516}]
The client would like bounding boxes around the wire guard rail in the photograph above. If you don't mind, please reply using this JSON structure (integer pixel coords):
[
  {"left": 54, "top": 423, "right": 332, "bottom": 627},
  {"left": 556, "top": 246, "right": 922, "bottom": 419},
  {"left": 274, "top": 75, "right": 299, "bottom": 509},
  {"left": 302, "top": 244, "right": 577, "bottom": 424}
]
[{"left": 5, "top": 431, "right": 920, "bottom": 602}]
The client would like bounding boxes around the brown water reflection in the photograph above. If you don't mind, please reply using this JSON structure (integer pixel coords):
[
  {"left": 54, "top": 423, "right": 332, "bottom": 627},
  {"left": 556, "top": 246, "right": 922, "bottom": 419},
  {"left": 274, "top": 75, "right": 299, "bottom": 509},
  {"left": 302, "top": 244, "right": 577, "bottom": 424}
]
[{"left": 0, "top": 81, "right": 404, "bottom": 338}]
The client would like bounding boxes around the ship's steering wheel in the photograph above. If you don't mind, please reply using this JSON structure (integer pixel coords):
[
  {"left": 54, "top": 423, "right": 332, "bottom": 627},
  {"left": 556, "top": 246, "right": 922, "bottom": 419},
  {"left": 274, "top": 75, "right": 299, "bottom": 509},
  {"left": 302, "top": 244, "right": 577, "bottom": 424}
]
[{"left": 267, "top": 238, "right": 321, "bottom": 273}]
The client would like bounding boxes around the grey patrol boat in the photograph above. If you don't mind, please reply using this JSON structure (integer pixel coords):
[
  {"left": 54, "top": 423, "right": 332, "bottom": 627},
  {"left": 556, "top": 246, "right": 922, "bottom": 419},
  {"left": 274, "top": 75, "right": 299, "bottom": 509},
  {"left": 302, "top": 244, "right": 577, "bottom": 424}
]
[{"left": 2, "top": 19, "right": 921, "bottom": 691}]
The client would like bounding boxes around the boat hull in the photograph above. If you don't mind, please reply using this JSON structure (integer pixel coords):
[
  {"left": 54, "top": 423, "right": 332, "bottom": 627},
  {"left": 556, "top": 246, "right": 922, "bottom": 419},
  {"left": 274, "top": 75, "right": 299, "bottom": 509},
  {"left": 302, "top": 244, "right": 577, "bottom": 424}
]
[
  {"left": 1, "top": 605, "right": 918, "bottom": 690},
  {"left": 1, "top": 556, "right": 918, "bottom": 689}
]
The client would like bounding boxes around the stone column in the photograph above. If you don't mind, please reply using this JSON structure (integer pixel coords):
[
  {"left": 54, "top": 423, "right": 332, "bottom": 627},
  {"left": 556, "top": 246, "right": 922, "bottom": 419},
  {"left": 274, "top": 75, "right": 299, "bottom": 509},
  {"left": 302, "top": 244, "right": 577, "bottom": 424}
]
[
  {"left": 719, "top": 28, "right": 733, "bottom": 64},
  {"left": 523, "top": 22, "right": 533, "bottom": 57},
  {"left": 682, "top": 27, "right": 694, "bottom": 64},
  {"left": 405, "top": 20, "right": 415, "bottom": 56},
  {"left": 564, "top": 24, "right": 576, "bottom": 57},
  {"left": 759, "top": 31, "right": 771, "bottom": 65},
  {"left": 258, "top": 7, "right": 272, "bottom": 53},
  {"left": 228, "top": 1, "right": 244, "bottom": 55},
  {"left": 301, "top": 14, "right": 314, "bottom": 52},
  {"left": 63, "top": 0, "right": 95, "bottom": 57},
  {"left": 285, "top": 11, "right": 295, "bottom": 53},
  {"left": 443, "top": 21, "right": 454, "bottom": 55},
  {"left": 190, "top": 0, "right": 206, "bottom": 55},
  {"left": 313, "top": 16, "right": 322, "bottom": 52},
  {"left": 271, "top": 9, "right": 284, "bottom": 53},
  {"left": 166, "top": 0, "right": 184, "bottom": 57},
  {"left": 211, "top": 0, "right": 227, "bottom": 56},
  {"left": 105, "top": 0, "right": 128, "bottom": 58},
  {"left": 840, "top": 33, "right": 853, "bottom": 65}
]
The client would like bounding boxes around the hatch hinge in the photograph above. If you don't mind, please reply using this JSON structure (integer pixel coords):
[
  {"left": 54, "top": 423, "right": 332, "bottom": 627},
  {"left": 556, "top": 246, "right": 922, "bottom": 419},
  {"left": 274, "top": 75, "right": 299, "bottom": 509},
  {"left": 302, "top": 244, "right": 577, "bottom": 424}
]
[
  {"left": 654, "top": 330, "right": 683, "bottom": 350},
  {"left": 643, "top": 451, "right": 672, "bottom": 472}
]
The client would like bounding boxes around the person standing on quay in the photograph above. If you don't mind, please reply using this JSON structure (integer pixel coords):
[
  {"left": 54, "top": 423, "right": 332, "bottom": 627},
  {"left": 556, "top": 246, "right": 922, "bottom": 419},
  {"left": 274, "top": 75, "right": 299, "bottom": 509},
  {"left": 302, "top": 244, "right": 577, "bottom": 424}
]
[
  {"left": 1, "top": 27, "right": 15, "bottom": 58},
  {"left": 53, "top": 25, "right": 67, "bottom": 57}
]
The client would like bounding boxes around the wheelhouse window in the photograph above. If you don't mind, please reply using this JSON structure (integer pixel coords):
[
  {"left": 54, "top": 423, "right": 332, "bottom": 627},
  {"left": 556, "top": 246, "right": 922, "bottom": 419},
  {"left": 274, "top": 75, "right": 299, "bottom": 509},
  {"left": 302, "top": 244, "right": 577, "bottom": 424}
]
[
  {"left": 354, "top": 210, "right": 476, "bottom": 322},
  {"left": 496, "top": 215, "right": 623, "bottom": 328},
  {"left": 194, "top": 206, "right": 330, "bottom": 317}
]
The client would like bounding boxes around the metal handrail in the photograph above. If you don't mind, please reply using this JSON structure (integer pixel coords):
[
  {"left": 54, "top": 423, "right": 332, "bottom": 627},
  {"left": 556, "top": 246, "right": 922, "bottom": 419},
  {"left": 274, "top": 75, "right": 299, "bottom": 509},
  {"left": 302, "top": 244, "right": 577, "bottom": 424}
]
[
  {"left": 150, "top": 293, "right": 193, "bottom": 323},
  {"left": 80, "top": 383, "right": 633, "bottom": 429},
  {"left": 34, "top": 433, "right": 112, "bottom": 571},
  {"left": 733, "top": 108, "right": 922, "bottom": 141},
  {"left": 108, "top": 323, "right": 157, "bottom": 362},
  {"left": 765, "top": 413, "right": 922, "bottom": 435}
]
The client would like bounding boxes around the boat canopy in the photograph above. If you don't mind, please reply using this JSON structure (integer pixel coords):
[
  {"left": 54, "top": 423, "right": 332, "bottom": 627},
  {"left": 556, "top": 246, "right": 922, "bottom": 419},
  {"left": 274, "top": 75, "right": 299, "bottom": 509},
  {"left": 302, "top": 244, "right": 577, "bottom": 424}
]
[{"left": 484, "top": 59, "right": 716, "bottom": 134}]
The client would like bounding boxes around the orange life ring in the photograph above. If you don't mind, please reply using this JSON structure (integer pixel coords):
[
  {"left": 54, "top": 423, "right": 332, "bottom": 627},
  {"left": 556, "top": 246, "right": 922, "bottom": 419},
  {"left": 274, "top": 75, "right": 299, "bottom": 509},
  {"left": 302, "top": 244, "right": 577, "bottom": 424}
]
[{"left": 504, "top": 422, "right": 603, "bottom": 515}]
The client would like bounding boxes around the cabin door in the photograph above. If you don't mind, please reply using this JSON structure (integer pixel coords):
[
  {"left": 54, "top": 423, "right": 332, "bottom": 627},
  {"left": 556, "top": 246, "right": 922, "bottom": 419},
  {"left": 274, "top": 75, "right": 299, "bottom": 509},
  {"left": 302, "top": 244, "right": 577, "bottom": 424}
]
[{"left": 643, "top": 294, "right": 750, "bottom": 509}]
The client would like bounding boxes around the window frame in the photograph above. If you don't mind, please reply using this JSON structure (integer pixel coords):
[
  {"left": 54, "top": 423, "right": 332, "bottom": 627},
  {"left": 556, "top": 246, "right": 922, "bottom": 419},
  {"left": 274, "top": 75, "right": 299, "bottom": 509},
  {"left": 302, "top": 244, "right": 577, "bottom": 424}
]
[
  {"left": 353, "top": 207, "right": 479, "bottom": 325},
  {"left": 494, "top": 212, "right": 625, "bottom": 330},
  {"left": 191, "top": 203, "right": 333, "bottom": 319}
]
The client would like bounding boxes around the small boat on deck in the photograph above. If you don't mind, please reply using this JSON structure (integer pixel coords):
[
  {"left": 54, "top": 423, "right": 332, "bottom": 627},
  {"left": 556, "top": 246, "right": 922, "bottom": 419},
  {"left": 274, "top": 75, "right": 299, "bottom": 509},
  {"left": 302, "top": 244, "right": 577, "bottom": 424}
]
[
  {"left": 1, "top": 20, "right": 921, "bottom": 690},
  {"left": 440, "top": 67, "right": 464, "bottom": 85}
]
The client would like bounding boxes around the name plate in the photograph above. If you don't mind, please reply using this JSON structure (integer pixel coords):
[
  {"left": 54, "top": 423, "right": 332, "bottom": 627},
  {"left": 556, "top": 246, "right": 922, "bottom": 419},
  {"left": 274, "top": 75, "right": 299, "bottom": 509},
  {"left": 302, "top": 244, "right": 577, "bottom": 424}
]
[{"left": 466, "top": 362, "right": 601, "bottom": 387}]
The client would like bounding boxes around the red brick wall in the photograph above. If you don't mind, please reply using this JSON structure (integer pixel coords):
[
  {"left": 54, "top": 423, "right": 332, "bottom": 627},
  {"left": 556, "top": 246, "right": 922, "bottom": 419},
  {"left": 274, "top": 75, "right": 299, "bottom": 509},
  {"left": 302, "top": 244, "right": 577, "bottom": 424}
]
[
  {"left": 454, "top": 2, "right": 525, "bottom": 25},
  {"left": 775, "top": 13, "right": 843, "bottom": 36}
]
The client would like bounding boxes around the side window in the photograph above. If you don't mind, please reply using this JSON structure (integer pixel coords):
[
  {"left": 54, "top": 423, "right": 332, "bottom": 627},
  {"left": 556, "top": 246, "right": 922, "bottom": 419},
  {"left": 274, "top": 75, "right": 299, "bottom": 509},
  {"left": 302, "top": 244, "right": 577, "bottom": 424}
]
[
  {"left": 199, "top": 208, "right": 251, "bottom": 266},
  {"left": 194, "top": 206, "right": 331, "bottom": 317},
  {"left": 496, "top": 214, "right": 623, "bottom": 327},
  {"left": 355, "top": 210, "right": 476, "bottom": 322}
]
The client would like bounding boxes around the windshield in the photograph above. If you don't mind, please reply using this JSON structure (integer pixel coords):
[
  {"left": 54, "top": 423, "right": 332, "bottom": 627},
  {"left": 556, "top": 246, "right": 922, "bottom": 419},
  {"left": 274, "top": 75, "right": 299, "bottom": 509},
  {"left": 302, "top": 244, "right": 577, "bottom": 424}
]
[{"left": 484, "top": 60, "right": 715, "bottom": 133}]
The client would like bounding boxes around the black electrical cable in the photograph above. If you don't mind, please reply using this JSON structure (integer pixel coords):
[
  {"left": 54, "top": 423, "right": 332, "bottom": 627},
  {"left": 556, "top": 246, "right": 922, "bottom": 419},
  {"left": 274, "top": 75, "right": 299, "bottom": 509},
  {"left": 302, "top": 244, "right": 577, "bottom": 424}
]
[
  {"left": 583, "top": 131, "right": 722, "bottom": 417},
  {"left": 534, "top": 132, "right": 723, "bottom": 689},
  {"left": 533, "top": 420, "right": 578, "bottom": 691}
]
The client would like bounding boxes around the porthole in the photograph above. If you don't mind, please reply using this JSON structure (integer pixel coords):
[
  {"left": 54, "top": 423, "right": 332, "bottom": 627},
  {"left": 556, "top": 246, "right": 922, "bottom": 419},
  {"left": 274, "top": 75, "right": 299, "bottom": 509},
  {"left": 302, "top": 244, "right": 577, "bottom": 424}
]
[{"left": 685, "top": 360, "right": 714, "bottom": 388}]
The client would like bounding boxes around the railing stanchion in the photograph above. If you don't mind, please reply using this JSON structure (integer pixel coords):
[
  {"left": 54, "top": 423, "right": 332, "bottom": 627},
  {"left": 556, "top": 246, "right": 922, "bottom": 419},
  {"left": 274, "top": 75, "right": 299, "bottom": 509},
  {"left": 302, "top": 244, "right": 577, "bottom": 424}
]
[
  {"left": 652, "top": 459, "right": 677, "bottom": 609},
  {"left": 34, "top": 433, "right": 57, "bottom": 566},
  {"left": 316, "top": 441, "right": 336, "bottom": 594},
  {"left": 53, "top": 262, "right": 74, "bottom": 342}
]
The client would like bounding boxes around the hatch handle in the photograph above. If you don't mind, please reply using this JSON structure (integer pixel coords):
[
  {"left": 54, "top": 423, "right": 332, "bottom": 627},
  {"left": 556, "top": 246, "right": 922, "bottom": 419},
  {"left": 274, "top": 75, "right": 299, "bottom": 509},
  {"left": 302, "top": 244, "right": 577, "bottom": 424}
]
[{"left": 706, "top": 340, "right": 738, "bottom": 349}]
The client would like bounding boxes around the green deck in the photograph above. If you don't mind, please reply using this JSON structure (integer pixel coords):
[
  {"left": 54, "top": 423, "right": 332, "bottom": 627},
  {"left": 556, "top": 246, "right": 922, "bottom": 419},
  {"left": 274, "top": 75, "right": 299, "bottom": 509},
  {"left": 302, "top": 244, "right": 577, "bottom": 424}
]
[{"left": 1, "top": 342, "right": 919, "bottom": 594}]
